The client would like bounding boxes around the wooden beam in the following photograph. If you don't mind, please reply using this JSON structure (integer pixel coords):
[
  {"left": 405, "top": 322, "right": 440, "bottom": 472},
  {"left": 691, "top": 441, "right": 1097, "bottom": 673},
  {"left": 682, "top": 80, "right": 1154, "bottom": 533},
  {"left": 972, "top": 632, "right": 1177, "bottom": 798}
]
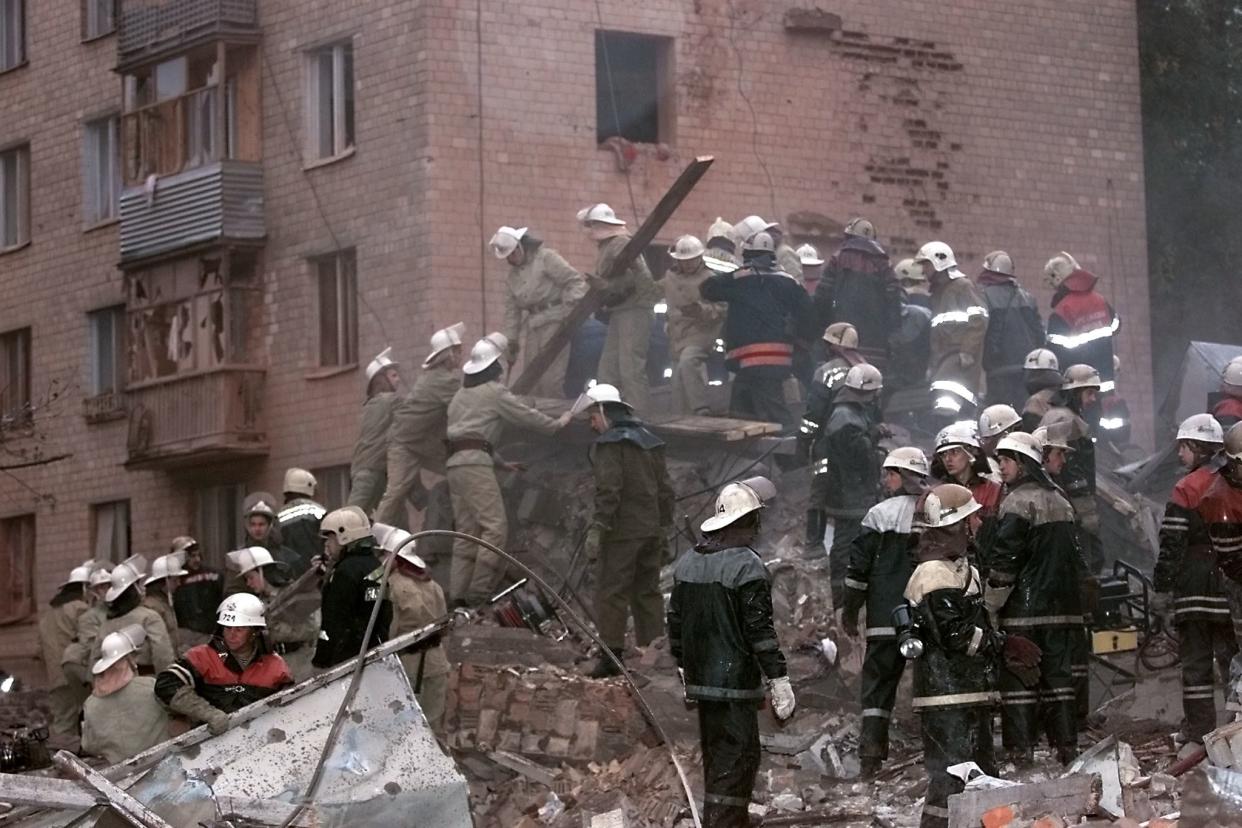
[
  {"left": 511, "top": 156, "right": 714, "bottom": 395},
  {"left": 52, "top": 751, "right": 173, "bottom": 828}
]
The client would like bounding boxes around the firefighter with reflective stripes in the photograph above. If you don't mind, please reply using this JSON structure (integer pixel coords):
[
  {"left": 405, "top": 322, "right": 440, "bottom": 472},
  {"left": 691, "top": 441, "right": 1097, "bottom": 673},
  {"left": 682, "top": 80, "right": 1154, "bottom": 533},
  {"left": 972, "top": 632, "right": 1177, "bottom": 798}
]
[
  {"left": 1214, "top": 358, "right": 1242, "bottom": 428},
  {"left": 801, "top": 322, "right": 865, "bottom": 542},
  {"left": 1197, "top": 422, "right": 1242, "bottom": 716},
  {"left": 1020, "top": 348, "right": 1062, "bottom": 432},
  {"left": 277, "top": 468, "right": 325, "bottom": 575},
  {"left": 1043, "top": 252, "right": 1119, "bottom": 393},
  {"left": 917, "top": 241, "right": 988, "bottom": 420},
  {"left": 842, "top": 447, "right": 928, "bottom": 778},
  {"left": 1041, "top": 364, "right": 1103, "bottom": 573},
  {"left": 931, "top": 421, "right": 1004, "bottom": 564},
  {"left": 1154, "top": 414, "right": 1234, "bottom": 745},
  {"left": 701, "top": 231, "right": 814, "bottom": 429},
  {"left": 812, "top": 217, "right": 901, "bottom": 368},
  {"left": 667, "top": 476, "right": 793, "bottom": 826},
  {"left": 978, "top": 251, "right": 1045, "bottom": 410},
  {"left": 903, "top": 484, "right": 1038, "bottom": 828},
  {"left": 983, "top": 432, "right": 1084, "bottom": 765}
]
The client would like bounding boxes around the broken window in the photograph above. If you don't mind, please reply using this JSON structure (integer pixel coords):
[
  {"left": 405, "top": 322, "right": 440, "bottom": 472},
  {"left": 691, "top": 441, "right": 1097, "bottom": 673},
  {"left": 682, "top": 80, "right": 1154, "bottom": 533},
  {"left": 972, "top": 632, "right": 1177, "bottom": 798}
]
[
  {"left": 0, "top": 513, "right": 34, "bottom": 625},
  {"left": 0, "top": 143, "right": 30, "bottom": 249},
  {"left": 194, "top": 483, "right": 244, "bottom": 567},
  {"left": 310, "top": 464, "right": 351, "bottom": 510},
  {"left": 88, "top": 305, "right": 125, "bottom": 396},
  {"left": 595, "top": 31, "right": 674, "bottom": 145},
  {"left": 315, "top": 249, "right": 358, "bottom": 367},
  {"left": 81, "top": 0, "right": 114, "bottom": 40},
  {"left": 83, "top": 114, "right": 120, "bottom": 225},
  {"left": 0, "top": 327, "right": 30, "bottom": 427},
  {"left": 306, "top": 41, "right": 355, "bottom": 161},
  {"left": 90, "top": 500, "right": 131, "bottom": 563},
  {"left": 0, "top": 0, "right": 24, "bottom": 72}
]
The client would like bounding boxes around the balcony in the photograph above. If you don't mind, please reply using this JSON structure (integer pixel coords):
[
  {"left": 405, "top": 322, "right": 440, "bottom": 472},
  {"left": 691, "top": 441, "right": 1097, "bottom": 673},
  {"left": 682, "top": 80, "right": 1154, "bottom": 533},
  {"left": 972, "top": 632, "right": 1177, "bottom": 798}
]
[
  {"left": 118, "top": 0, "right": 258, "bottom": 71},
  {"left": 119, "top": 160, "right": 264, "bottom": 264},
  {"left": 125, "top": 367, "right": 267, "bottom": 469}
]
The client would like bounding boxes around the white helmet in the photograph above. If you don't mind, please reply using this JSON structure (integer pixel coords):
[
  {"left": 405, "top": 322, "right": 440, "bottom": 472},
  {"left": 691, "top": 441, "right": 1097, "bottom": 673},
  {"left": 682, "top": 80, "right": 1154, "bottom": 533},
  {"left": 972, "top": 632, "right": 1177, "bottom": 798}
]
[
  {"left": 842, "top": 363, "right": 883, "bottom": 392},
  {"left": 996, "top": 431, "right": 1043, "bottom": 463},
  {"left": 569, "top": 382, "right": 631, "bottom": 417},
  {"left": 369, "top": 522, "right": 422, "bottom": 565},
  {"left": 935, "top": 420, "right": 981, "bottom": 452},
  {"left": 1225, "top": 422, "right": 1242, "bottom": 460},
  {"left": 145, "top": 554, "right": 188, "bottom": 586},
  {"left": 822, "top": 322, "right": 859, "bottom": 349},
  {"left": 1062, "top": 364, "right": 1102, "bottom": 391},
  {"left": 423, "top": 321, "right": 466, "bottom": 368},
  {"left": 283, "top": 468, "right": 317, "bottom": 498},
  {"left": 894, "top": 258, "right": 925, "bottom": 283},
  {"left": 463, "top": 337, "right": 504, "bottom": 375},
  {"left": 227, "top": 546, "right": 276, "bottom": 576},
  {"left": 883, "top": 447, "right": 930, "bottom": 477},
  {"left": 1178, "top": 413, "right": 1224, "bottom": 445},
  {"left": 1024, "top": 348, "right": 1060, "bottom": 372},
  {"left": 489, "top": 226, "right": 528, "bottom": 259},
  {"left": 843, "top": 217, "right": 876, "bottom": 240},
  {"left": 1223, "top": 360, "right": 1242, "bottom": 389},
  {"left": 89, "top": 568, "right": 113, "bottom": 588},
  {"left": 62, "top": 564, "right": 93, "bottom": 588},
  {"left": 733, "top": 215, "right": 774, "bottom": 243},
  {"left": 978, "top": 404, "right": 1021, "bottom": 439},
  {"left": 982, "top": 250, "right": 1014, "bottom": 277},
  {"left": 216, "top": 593, "right": 267, "bottom": 628},
  {"left": 1043, "top": 251, "right": 1080, "bottom": 289},
  {"left": 701, "top": 476, "right": 776, "bottom": 533},
  {"left": 105, "top": 561, "right": 144, "bottom": 603},
  {"left": 669, "top": 235, "right": 706, "bottom": 261},
  {"left": 917, "top": 483, "right": 981, "bottom": 528},
  {"left": 244, "top": 496, "right": 277, "bottom": 521},
  {"left": 320, "top": 505, "right": 373, "bottom": 546},
  {"left": 744, "top": 231, "right": 776, "bottom": 253},
  {"left": 1033, "top": 425, "right": 1071, "bottom": 452},
  {"left": 578, "top": 203, "right": 626, "bottom": 226},
  {"left": 365, "top": 347, "right": 399, "bottom": 382},
  {"left": 706, "top": 217, "right": 734, "bottom": 242},
  {"left": 796, "top": 243, "right": 824, "bottom": 266},
  {"left": 92, "top": 626, "right": 145, "bottom": 675},
  {"left": 914, "top": 241, "right": 957, "bottom": 273}
]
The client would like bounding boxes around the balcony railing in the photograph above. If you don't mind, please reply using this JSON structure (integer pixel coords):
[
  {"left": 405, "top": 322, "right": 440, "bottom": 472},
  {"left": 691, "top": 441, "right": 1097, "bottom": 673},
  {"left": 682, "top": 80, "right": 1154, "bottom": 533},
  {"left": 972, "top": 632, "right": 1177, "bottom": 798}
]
[
  {"left": 125, "top": 367, "right": 267, "bottom": 469},
  {"left": 119, "top": 0, "right": 258, "bottom": 69}
]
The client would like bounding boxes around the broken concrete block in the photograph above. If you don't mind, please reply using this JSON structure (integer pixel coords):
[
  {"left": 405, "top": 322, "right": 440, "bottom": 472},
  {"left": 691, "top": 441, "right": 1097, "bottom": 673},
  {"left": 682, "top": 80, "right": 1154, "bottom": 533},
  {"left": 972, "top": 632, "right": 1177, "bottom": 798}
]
[
  {"left": 980, "top": 805, "right": 1016, "bottom": 828},
  {"left": 770, "top": 791, "right": 805, "bottom": 812},
  {"left": 949, "top": 773, "right": 1100, "bottom": 828}
]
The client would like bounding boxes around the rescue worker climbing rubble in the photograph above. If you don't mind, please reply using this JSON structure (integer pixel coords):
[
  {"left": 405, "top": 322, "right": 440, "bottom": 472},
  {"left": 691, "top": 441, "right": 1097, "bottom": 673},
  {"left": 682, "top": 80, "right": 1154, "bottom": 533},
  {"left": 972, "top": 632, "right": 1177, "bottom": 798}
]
[
  {"left": 667, "top": 476, "right": 793, "bottom": 827},
  {"left": 382, "top": 528, "right": 451, "bottom": 733},
  {"left": 1044, "top": 252, "right": 1119, "bottom": 393},
  {"left": 348, "top": 347, "right": 403, "bottom": 512},
  {"left": 918, "top": 240, "right": 988, "bottom": 421},
  {"left": 802, "top": 322, "right": 866, "bottom": 544}
]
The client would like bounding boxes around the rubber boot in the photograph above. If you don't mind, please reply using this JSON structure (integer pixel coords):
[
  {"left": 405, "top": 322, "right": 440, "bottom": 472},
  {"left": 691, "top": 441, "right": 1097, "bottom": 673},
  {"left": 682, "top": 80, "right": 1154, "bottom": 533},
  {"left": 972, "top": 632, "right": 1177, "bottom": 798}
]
[{"left": 805, "top": 509, "right": 826, "bottom": 546}]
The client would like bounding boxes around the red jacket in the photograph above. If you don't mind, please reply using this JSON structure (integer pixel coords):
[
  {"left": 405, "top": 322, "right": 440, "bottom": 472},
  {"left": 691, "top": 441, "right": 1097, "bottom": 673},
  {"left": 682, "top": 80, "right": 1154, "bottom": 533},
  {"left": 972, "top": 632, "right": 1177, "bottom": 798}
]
[
  {"left": 1198, "top": 474, "right": 1242, "bottom": 582},
  {"left": 1213, "top": 396, "right": 1242, "bottom": 427},
  {"left": 156, "top": 639, "right": 293, "bottom": 714},
  {"left": 1047, "top": 270, "right": 1118, "bottom": 390}
]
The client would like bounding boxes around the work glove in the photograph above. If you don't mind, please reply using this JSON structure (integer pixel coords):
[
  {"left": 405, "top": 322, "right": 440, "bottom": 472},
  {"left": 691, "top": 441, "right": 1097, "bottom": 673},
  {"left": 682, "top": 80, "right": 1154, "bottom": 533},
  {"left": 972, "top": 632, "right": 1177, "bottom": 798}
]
[
  {"left": 840, "top": 588, "right": 865, "bottom": 638},
  {"left": 170, "top": 686, "right": 232, "bottom": 735},
  {"left": 1003, "top": 634, "right": 1043, "bottom": 688},
  {"left": 768, "top": 676, "right": 796, "bottom": 721},
  {"left": 207, "top": 710, "right": 232, "bottom": 736},
  {"left": 584, "top": 526, "right": 602, "bottom": 563}
]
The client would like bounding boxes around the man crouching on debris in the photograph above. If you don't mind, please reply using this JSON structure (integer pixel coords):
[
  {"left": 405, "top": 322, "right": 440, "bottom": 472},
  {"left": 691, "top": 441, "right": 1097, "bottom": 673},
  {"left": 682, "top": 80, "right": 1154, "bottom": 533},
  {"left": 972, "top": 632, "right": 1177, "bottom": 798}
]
[
  {"left": 667, "top": 476, "right": 794, "bottom": 827},
  {"left": 155, "top": 594, "right": 293, "bottom": 734},
  {"left": 902, "top": 483, "right": 1040, "bottom": 828},
  {"left": 574, "top": 382, "right": 674, "bottom": 678}
]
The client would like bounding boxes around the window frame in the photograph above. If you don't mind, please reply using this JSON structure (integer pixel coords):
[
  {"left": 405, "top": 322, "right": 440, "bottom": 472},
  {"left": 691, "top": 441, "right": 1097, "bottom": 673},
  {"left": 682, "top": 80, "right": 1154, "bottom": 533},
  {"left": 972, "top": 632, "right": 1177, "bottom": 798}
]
[
  {"left": 90, "top": 500, "right": 131, "bottom": 564},
  {"left": 0, "top": 143, "right": 30, "bottom": 251},
  {"left": 0, "top": 513, "right": 35, "bottom": 626},
  {"left": 87, "top": 305, "right": 126, "bottom": 397},
  {"left": 81, "top": 0, "right": 116, "bottom": 42},
  {"left": 304, "top": 40, "right": 356, "bottom": 164},
  {"left": 0, "top": 327, "right": 31, "bottom": 428},
  {"left": 594, "top": 30, "right": 676, "bottom": 146},
  {"left": 313, "top": 248, "right": 358, "bottom": 370},
  {"left": 83, "top": 114, "right": 121, "bottom": 228},
  {"left": 0, "top": 0, "right": 26, "bottom": 75},
  {"left": 308, "top": 464, "right": 350, "bottom": 511}
]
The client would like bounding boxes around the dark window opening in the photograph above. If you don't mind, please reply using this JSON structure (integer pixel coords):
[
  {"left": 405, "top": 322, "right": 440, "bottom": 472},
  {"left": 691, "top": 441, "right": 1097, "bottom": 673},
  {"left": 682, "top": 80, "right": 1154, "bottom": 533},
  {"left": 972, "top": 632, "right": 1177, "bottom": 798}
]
[{"left": 595, "top": 31, "right": 673, "bottom": 145}]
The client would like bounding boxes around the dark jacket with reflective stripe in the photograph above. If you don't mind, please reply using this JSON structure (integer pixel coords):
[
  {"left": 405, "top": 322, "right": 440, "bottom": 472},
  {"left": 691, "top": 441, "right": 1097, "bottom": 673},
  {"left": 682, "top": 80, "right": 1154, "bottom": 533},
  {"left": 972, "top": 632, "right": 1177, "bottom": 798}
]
[
  {"left": 701, "top": 263, "right": 814, "bottom": 380},
  {"left": 980, "top": 277, "right": 1044, "bottom": 382},
  {"left": 1047, "top": 270, "right": 1118, "bottom": 389},
  {"left": 1155, "top": 462, "right": 1230, "bottom": 622},
  {"left": 312, "top": 542, "right": 391, "bottom": 669},
  {"left": 278, "top": 497, "right": 325, "bottom": 575},
  {"left": 984, "top": 480, "right": 1085, "bottom": 627},
  {"left": 817, "top": 401, "right": 879, "bottom": 518},
  {"left": 812, "top": 238, "right": 901, "bottom": 361},
  {"left": 844, "top": 494, "right": 918, "bottom": 638},
  {"left": 1199, "top": 475, "right": 1242, "bottom": 582},
  {"left": 667, "top": 544, "right": 787, "bottom": 701}
]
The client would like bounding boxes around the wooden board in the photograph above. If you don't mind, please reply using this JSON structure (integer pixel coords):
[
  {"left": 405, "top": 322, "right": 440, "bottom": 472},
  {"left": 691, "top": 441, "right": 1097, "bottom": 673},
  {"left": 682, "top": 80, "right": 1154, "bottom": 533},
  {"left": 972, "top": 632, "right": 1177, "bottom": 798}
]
[
  {"left": 946, "top": 772, "right": 1100, "bottom": 827},
  {"left": 527, "top": 397, "right": 784, "bottom": 443}
]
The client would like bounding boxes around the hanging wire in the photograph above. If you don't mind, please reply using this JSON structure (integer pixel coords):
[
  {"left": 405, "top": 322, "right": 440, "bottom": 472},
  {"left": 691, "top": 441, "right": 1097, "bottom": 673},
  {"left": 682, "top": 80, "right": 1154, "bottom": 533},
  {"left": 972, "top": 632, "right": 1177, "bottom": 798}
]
[{"left": 591, "top": 3, "right": 644, "bottom": 224}]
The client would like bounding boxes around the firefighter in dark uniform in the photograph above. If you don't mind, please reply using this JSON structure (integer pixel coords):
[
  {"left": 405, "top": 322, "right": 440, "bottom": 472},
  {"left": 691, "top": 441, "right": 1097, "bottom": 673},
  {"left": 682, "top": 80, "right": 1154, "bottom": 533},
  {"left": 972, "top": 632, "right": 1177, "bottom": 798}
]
[
  {"left": 277, "top": 468, "right": 325, "bottom": 576},
  {"left": 1020, "top": 348, "right": 1063, "bottom": 432},
  {"left": 1199, "top": 423, "right": 1242, "bottom": 717},
  {"left": 573, "top": 384, "right": 674, "bottom": 678},
  {"left": 240, "top": 492, "right": 299, "bottom": 587},
  {"left": 668, "top": 476, "right": 794, "bottom": 827},
  {"left": 812, "top": 217, "right": 902, "bottom": 369},
  {"left": 931, "top": 420, "right": 1004, "bottom": 566},
  {"left": 171, "top": 536, "right": 223, "bottom": 637},
  {"left": 1155, "top": 414, "right": 1235, "bottom": 746},
  {"left": 977, "top": 251, "right": 1044, "bottom": 409},
  {"left": 1041, "top": 364, "right": 1103, "bottom": 573},
  {"left": 983, "top": 431, "right": 1084, "bottom": 765},
  {"left": 842, "top": 447, "right": 929, "bottom": 778},
  {"left": 312, "top": 506, "right": 393, "bottom": 669}
]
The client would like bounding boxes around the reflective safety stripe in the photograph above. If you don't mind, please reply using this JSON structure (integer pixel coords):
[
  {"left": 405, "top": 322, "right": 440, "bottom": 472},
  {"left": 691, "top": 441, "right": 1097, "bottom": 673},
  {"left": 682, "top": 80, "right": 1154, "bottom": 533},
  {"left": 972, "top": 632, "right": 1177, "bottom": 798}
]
[
  {"left": 1001, "top": 614, "right": 1084, "bottom": 627},
  {"left": 844, "top": 578, "right": 868, "bottom": 591},
  {"left": 966, "top": 626, "right": 983, "bottom": 657},
  {"left": 1099, "top": 417, "right": 1126, "bottom": 430},
  {"left": 685, "top": 684, "right": 766, "bottom": 700},
  {"left": 930, "top": 306, "right": 988, "bottom": 327},
  {"left": 279, "top": 503, "right": 325, "bottom": 522},
  {"left": 1098, "top": 380, "right": 1116, "bottom": 394},
  {"left": 704, "top": 792, "right": 752, "bottom": 807},
  {"left": 862, "top": 708, "right": 893, "bottom": 719},
  {"left": 800, "top": 418, "right": 819, "bottom": 435},
  {"left": 912, "top": 691, "right": 996, "bottom": 708},
  {"left": 813, "top": 458, "right": 829, "bottom": 475},
  {"left": 934, "top": 395, "right": 962, "bottom": 413},
  {"left": 1163, "top": 516, "right": 1190, "bottom": 526},
  {"left": 726, "top": 342, "right": 794, "bottom": 369},
  {"left": 923, "top": 804, "right": 950, "bottom": 818},
  {"left": 929, "top": 380, "right": 977, "bottom": 405},
  {"left": 166, "top": 663, "right": 195, "bottom": 687},
  {"left": 1175, "top": 606, "right": 1232, "bottom": 616},
  {"left": 865, "top": 626, "right": 897, "bottom": 638},
  {"left": 1046, "top": 317, "right": 1120, "bottom": 349}
]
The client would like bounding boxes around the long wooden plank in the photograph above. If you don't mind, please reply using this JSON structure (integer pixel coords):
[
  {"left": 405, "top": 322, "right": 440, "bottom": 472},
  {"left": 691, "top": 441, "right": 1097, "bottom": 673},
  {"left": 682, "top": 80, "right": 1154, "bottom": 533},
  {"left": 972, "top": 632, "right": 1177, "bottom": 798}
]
[
  {"left": 52, "top": 752, "right": 172, "bottom": 828},
  {"left": 511, "top": 156, "right": 714, "bottom": 395}
]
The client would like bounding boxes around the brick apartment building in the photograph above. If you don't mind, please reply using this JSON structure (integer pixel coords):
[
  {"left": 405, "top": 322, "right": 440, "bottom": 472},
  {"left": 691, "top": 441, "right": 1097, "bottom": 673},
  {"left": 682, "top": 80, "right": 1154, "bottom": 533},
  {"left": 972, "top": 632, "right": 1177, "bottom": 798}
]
[{"left": 0, "top": 0, "right": 1148, "bottom": 671}]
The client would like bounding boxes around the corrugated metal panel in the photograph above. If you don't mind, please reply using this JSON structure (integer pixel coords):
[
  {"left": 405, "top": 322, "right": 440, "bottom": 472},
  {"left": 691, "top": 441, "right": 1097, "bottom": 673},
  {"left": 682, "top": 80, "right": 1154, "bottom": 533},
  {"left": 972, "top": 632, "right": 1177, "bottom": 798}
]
[
  {"left": 119, "top": 160, "right": 265, "bottom": 263},
  {"left": 119, "top": 0, "right": 257, "bottom": 65}
]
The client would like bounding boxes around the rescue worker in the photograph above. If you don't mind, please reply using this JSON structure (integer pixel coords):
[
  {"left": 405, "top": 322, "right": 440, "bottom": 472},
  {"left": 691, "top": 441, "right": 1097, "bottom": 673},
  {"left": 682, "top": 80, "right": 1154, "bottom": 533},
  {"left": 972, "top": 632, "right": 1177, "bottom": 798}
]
[
  {"left": 704, "top": 217, "right": 741, "bottom": 270},
  {"left": 701, "top": 231, "right": 814, "bottom": 429},
  {"left": 767, "top": 222, "right": 803, "bottom": 284},
  {"left": 578, "top": 203, "right": 661, "bottom": 413},
  {"left": 1200, "top": 424, "right": 1242, "bottom": 714},
  {"left": 156, "top": 593, "right": 294, "bottom": 733},
  {"left": 918, "top": 241, "right": 988, "bottom": 420},
  {"left": 445, "top": 336, "right": 572, "bottom": 604},
  {"left": 978, "top": 403, "right": 1023, "bottom": 459},
  {"left": 81, "top": 628, "right": 169, "bottom": 763},
  {"left": 1044, "top": 252, "right": 1119, "bottom": 392},
  {"left": 348, "top": 347, "right": 403, "bottom": 512},
  {"left": 142, "top": 554, "right": 187, "bottom": 654},
  {"left": 375, "top": 323, "right": 465, "bottom": 529},
  {"left": 313, "top": 507, "right": 393, "bottom": 668},
  {"left": 385, "top": 530, "right": 451, "bottom": 732},
  {"left": 984, "top": 432, "right": 1084, "bottom": 765},
  {"left": 801, "top": 323, "right": 865, "bottom": 544},
  {"left": 277, "top": 468, "right": 325, "bottom": 575},
  {"left": 1154, "top": 414, "right": 1235, "bottom": 746},
  {"left": 38, "top": 564, "right": 92, "bottom": 743},
  {"left": 842, "top": 447, "right": 929, "bottom": 778},
  {"left": 797, "top": 243, "right": 825, "bottom": 296},
  {"left": 61, "top": 569, "right": 113, "bottom": 692},
  {"left": 889, "top": 265, "right": 932, "bottom": 391},
  {"left": 230, "top": 546, "right": 319, "bottom": 681},
  {"left": 492, "top": 225, "right": 587, "bottom": 397},
  {"left": 978, "top": 251, "right": 1044, "bottom": 409},
  {"left": 1021, "top": 348, "right": 1063, "bottom": 432},
  {"left": 903, "top": 483, "right": 1038, "bottom": 828},
  {"left": 817, "top": 364, "right": 884, "bottom": 606},
  {"left": 663, "top": 235, "right": 726, "bottom": 416},
  {"left": 91, "top": 558, "right": 175, "bottom": 675},
  {"left": 813, "top": 217, "right": 901, "bottom": 368},
  {"left": 896, "top": 257, "right": 930, "bottom": 309},
  {"left": 572, "top": 383, "right": 674, "bottom": 677},
  {"left": 1041, "top": 365, "right": 1103, "bottom": 573},
  {"left": 1213, "top": 359, "right": 1242, "bottom": 428},
  {"left": 667, "top": 476, "right": 794, "bottom": 826},
  {"left": 1099, "top": 355, "right": 1134, "bottom": 448},
  {"left": 239, "top": 493, "right": 298, "bottom": 586},
  {"left": 173, "top": 536, "right": 223, "bottom": 636},
  {"left": 931, "top": 421, "right": 1003, "bottom": 561}
]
